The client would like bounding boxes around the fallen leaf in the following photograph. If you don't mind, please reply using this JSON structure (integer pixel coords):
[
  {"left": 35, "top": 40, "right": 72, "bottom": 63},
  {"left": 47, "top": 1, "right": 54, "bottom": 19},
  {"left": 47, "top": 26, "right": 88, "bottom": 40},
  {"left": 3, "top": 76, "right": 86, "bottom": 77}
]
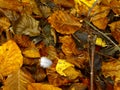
[
  {"left": 59, "top": 35, "right": 80, "bottom": 56},
  {"left": 109, "top": 21, "right": 120, "bottom": 43},
  {"left": 14, "top": 34, "right": 35, "bottom": 48},
  {"left": 0, "top": 0, "right": 23, "bottom": 11},
  {"left": 110, "top": 0, "right": 120, "bottom": 15},
  {"left": 56, "top": 59, "right": 74, "bottom": 76},
  {"left": 63, "top": 66, "right": 83, "bottom": 80},
  {"left": 90, "top": 5, "right": 110, "bottom": 30},
  {"left": 48, "top": 10, "right": 82, "bottom": 34},
  {"left": 3, "top": 69, "right": 35, "bottom": 90},
  {"left": 28, "top": 83, "right": 62, "bottom": 90},
  {"left": 13, "top": 14, "right": 40, "bottom": 36},
  {"left": 22, "top": 47, "right": 40, "bottom": 58},
  {"left": 102, "top": 59, "right": 120, "bottom": 85},
  {"left": 0, "top": 40, "right": 23, "bottom": 77}
]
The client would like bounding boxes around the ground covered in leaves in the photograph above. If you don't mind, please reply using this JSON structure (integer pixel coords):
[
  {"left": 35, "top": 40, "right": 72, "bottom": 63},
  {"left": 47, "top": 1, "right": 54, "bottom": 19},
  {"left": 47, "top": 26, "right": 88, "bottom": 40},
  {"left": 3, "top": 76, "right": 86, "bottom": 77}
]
[{"left": 0, "top": 0, "right": 120, "bottom": 90}]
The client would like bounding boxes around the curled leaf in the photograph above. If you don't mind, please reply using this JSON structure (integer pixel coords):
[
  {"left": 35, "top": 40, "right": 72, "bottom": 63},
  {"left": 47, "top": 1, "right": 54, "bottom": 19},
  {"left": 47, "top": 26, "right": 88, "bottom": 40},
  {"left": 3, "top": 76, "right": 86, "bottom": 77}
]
[
  {"left": 0, "top": 40, "right": 23, "bottom": 77},
  {"left": 48, "top": 10, "right": 82, "bottom": 34},
  {"left": 13, "top": 14, "right": 40, "bottom": 36}
]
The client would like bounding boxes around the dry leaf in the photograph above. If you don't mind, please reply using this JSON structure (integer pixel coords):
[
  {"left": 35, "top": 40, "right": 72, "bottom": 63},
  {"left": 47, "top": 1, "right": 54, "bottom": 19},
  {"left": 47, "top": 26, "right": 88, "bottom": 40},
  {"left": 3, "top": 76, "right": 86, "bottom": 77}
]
[
  {"left": 90, "top": 5, "right": 110, "bottom": 30},
  {"left": 110, "top": 0, "right": 120, "bottom": 15},
  {"left": 59, "top": 35, "right": 80, "bottom": 56},
  {"left": 3, "top": 69, "right": 35, "bottom": 90},
  {"left": 14, "top": 34, "right": 35, "bottom": 48},
  {"left": 63, "top": 66, "right": 83, "bottom": 80},
  {"left": 54, "top": 0, "right": 75, "bottom": 7},
  {"left": 13, "top": 14, "right": 40, "bottom": 36},
  {"left": 66, "top": 51, "right": 89, "bottom": 68},
  {"left": 28, "top": 83, "right": 62, "bottom": 90},
  {"left": 22, "top": 47, "right": 40, "bottom": 58},
  {"left": 48, "top": 10, "right": 82, "bottom": 34},
  {"left": 0, "top": 40, "right": 23, "bottom": 77},
  {"left": 102, "top": 59, "right": 120, "bottom": 85},
  {"left": 0, "top": 0, "right": 23, "bottom": 11},
  {"left": 0, "top": 17, "right": 10, "bottom": 34},
  {"left": 56, "top": 59, "right": 74, "bottom": 76},
  {"left": 109, "top": 21, "right": 120, "bottom": 43}
]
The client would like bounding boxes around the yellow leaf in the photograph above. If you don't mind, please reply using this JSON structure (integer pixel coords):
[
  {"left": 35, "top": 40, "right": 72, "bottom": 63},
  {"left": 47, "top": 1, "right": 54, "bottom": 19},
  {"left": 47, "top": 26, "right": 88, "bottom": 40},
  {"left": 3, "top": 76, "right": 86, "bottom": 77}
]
[
  {"left": 0, "top": 40, "right": 23, "bottom": 77},
  {"left": 28, "top": 83, "right": 62, "bottom": 90},
  {"left": 22, "top": 48, "right": 40, "bottom": 58},
  {"left": 63, "top": 66, "right": 83, "bottom": 80},
  {"left": 56, "top": 59, "right": 74, "bottom": 76},
  {"left": 95, "top": 37, "right": 107, "bottom": 47},
  {"left": 74, "top": 0, "right": 96, "bottom": 7},
  {"left": 3, "top": 69, "right": 34, "bottom": 90}
]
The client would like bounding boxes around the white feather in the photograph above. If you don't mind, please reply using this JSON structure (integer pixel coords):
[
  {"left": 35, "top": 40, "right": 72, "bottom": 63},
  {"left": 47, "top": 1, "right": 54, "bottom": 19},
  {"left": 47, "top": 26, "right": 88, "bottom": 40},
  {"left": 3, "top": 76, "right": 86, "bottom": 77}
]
[{"left": 39, "top": 57, "right": 52, "bottom": 68}]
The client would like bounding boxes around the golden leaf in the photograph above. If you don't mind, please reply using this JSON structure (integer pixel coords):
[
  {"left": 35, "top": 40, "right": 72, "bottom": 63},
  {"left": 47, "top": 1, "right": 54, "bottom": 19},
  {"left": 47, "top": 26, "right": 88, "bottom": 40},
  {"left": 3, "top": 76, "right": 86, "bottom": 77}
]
[
  {"left": 0, "top": 40, "right": 23, "bottom": 77},
  {"left": 109, "top": 21, "right": 120, "bottom": 43},
  {"left": 22, "top": 47, "right": 40, "bottom": 58},
  {"left": 28, "top": 83, "right": 62, "bottom": 90},
  {"left": 48, "top": 10, "right": 82, "bottom": 34},
  {"left": 90, "top": 5, "right": 110, "bottom": 30},
  {"left": 3, "top": 69, "right": 35, "bottom": 90},
  {"left": 59, "top": 35, "right": 80, "bottom": 56},
  {"left": 63, "top": 66, "right": 83, "bottom": 80},
  {"left": 102, "top": 59, "right": 120, "bottom": 85},
  {"left": 56, "top": 59, "right": 74, "bottom": 76}
]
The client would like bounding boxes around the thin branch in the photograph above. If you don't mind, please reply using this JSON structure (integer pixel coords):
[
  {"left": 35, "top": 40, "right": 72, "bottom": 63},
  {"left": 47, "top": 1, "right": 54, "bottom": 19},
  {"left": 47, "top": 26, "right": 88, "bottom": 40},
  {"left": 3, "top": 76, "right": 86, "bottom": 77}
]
[{"left": 84, "top": 20, "right": 120, "bottom": 51}]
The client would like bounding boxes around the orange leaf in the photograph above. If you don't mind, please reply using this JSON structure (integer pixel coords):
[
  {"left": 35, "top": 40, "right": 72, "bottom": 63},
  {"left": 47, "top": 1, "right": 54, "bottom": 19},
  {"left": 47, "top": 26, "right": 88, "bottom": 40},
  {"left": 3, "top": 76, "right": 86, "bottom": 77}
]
[
  {"left": 0, "top": 40, "right": 23, "bottom": 77},
  {"left": 48, "top": 10, "right": 82, "bottom": 34},
  {"left": 28, "top": 83, "right": 62, "bottom": 90}
]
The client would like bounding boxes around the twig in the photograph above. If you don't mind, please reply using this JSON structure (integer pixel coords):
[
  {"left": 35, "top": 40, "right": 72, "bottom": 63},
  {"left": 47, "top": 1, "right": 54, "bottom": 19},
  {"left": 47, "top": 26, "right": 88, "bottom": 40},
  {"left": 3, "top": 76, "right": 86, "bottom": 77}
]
[
  {"left": 84, "top": 20, "right": 120, "bottom": 51},
  {"left": 88, "top": 35, "right": 96, "bottom": 90}
]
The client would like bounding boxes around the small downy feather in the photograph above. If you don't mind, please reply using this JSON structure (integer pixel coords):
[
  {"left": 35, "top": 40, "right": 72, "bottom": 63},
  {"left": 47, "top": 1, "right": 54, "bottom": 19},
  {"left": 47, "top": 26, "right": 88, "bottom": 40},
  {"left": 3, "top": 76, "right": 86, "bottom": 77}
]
[{"left": 39, "top": 57, "right": 52, "bottom": 68}]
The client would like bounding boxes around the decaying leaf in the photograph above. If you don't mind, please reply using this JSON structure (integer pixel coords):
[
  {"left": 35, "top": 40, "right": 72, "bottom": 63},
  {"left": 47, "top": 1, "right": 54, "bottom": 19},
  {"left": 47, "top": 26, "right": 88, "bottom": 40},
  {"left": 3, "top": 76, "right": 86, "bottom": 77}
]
[
  {"left": 90, "top": 5, "right": 110, "bottom": 30},
  {"left": 102, "top": 59, "right": 120, "bottom": 85},
  {"left": 0, "top": 16, "right": 10, "bottom": 34},
  {"left": 28, "top": 83, "right": 62, "bottom": 90},
  {"left": 14, "top": 34, "right": 35, "bottom": 48},
  {"left": 0, "top": 40, "right": 23, "bottom": 77},
  {"left": 59, "top": 35, "right": 80, "bottom": 56},
  {"left": 22, "top": 47, "right": 40, "bottom": 58},
  {"left": 109, "top": 21, "right": 120, "bottom": 44},
  {"left": 3, "top": 69, "right": 35, "bottom": 90},
  {"left": 48, "top": 10, "right": 82, "bottom": 34},
  {"left": 13, "top": 14, "right": 40, "bottom": 36}
]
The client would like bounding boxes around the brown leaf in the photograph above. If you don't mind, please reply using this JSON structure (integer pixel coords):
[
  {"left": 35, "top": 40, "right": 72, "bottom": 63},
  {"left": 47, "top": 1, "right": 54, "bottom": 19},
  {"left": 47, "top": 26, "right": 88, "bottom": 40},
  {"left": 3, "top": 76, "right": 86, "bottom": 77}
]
[
  {"left": 3, "top": 69, "right": 35, "bottom": 90},
  {"left": 48, "top": 10, "right": 82, "bottom": 34},
  {"left": 59, "top": 35, "right": 80, "bottom": 56},
  {"left": 0, "top": 40, "right": 23, "bottom": 77},
  {"left": 109, "top": 21, "right": 120, "bottom": 43},
  {"left": 13, "top": 14, "right": 40, "bottom": 36},
  {"left": 90, "top": 5, "right": 110, "bottom": 30},
  {"left": 102, "top": 59, "right": 120, "bottom": 85},
  {"left": 14, "top": 34, "right": 35, "bottom": 48},
  {"left": 28, "top": 83, "right": 62, "bottom": 90},
  {"left": 0, "top": 0, "right": 23, "bottom": 11}
]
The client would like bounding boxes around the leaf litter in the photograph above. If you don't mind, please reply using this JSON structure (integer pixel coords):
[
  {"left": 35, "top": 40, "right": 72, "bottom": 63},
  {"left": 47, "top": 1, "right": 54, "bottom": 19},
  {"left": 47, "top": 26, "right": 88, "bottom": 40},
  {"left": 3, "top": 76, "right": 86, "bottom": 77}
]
[{"left": 0, "top": 0, "right": 120, "bottom": 90}]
